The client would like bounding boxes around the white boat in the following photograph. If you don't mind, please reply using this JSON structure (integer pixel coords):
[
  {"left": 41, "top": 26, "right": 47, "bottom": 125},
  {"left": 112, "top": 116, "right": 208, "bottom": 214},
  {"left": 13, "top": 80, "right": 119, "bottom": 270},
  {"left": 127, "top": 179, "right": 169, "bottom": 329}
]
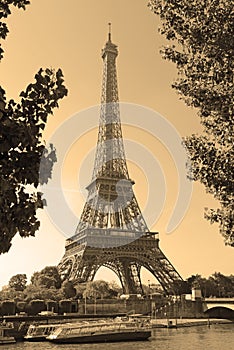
[
  {"left": 47, "top": 318, "right": 152, "bottom": 343},
  {"left": 24, "top": 323, "right": 60, "bottom": 341},
  {"left": 0, "top": 326, "right": 16, "bottom": 345}
]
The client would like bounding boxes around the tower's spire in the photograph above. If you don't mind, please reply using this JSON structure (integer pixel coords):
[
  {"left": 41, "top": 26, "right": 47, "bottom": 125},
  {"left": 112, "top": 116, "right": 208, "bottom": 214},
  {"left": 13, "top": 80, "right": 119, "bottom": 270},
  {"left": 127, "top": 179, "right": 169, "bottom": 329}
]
[{"left": 108, "top": 22, "right": 111, "bottom": 41}]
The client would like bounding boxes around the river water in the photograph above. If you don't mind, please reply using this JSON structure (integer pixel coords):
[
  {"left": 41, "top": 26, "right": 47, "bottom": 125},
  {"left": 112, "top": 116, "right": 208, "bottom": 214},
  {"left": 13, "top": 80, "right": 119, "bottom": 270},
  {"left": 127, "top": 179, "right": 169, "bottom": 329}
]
[{"left": 3, "top": 323, "right": 234, "bottom": 350}]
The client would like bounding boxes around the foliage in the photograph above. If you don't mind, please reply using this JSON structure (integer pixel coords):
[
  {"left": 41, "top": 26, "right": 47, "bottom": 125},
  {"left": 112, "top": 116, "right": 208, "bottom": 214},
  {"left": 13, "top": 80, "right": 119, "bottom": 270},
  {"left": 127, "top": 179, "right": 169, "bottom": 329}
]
[
  {"left": 0, "top": 285, "right": 24, "bottom": 301},
  {"left": 59, "top": 299, "right": 72, "bottom": 313},
  {"left": 46, "top": 299, "right": 59, "bottom": 313},
  {"left": 0, "top": 300, "right": 15, "bottom": 315},
  {"left": 186, "top": 273, "right": 234, "bottom": 297},
  {"left": 8, "top": 273, "right": 27, "bottom": 291},
  {"left": 31, "top": 266, "right": 62, "bottom": 289},
  {"left": 61, "top": 280, "right": 76, "bottom": 299},
  {"left": 149, "top": 0, "right": 234, "bottom": 246},
  {"left": 1, "top": 270, "right": 233, "bottom": 313},
  {"left": 0, "top": 0, "right": 30, "bottom": 59},
  {"left": 18, "top": 266, "right": 63, "bottom": 301},
  {"left": 16, "top": 300, "right": 27, "bottom": 313},
  {"left": 84, "top": 280, "right": 113, "bottom": 299},
  {"left": 108, "top": 280, "right": 122, "bottom": 297},
  {"left": 172, "top": 280, "right": 190, "bottom": 295},
  {"left": 0, "top": 1, "right": 68, "bottom": 254},
  {"left": 211, "top": 272, "right": 234, "bottom": 297},
  {"left": 75, "top": 283, "right": 87, "bottom": 299},
  {"left": 27, "top": 299, "right": 45, "bottom": 315},
  {"left": 23, "top": 284, "right": 63, "bottom": 302}
]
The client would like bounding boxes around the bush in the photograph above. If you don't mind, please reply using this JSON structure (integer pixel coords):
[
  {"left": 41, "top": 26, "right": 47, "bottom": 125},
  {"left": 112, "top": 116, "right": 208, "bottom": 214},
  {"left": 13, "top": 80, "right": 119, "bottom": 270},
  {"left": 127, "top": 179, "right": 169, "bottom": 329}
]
[
  {"left": 46, "top": 300, "right": 59, "bottom": 313},
  {"left": 27, "top": 299, "right": 46, "bottom": 315},
  {"left": 59, "top": 299, "right": 72, "bottom": 314},
  {"left": 16, "top": 301, "right": 27, "bottom": 314},
  {"left": 0, "top": 300, "right": 16, "bottom": 315}
]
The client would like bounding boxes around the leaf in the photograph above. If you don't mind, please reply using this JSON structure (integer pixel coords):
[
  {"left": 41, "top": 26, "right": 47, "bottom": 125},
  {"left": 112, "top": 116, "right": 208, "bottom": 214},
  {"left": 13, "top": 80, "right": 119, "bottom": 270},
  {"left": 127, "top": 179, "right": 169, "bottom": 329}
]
[{"left": 149, "top": 0, "right": 234, "bottom": 246}]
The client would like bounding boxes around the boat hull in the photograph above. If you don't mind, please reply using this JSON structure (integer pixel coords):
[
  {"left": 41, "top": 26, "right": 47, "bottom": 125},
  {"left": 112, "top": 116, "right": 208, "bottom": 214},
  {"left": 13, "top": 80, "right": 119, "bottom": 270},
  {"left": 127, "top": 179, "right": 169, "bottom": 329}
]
[
  {"left": 24, "top": 335, "right": 47, "bottom": 342},
  {"left": 49, "top": 330, "right": 151, "bottom": 344},
  {"left": 0, "top": 336, "right": 16, "bottom": 344}
]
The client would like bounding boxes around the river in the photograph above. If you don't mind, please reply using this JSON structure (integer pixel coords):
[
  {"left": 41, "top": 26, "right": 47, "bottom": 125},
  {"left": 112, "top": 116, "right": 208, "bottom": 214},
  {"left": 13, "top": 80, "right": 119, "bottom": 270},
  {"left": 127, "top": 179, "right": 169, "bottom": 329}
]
[{"left": 3, "top": 323, "right": 234, "bottom": 350}]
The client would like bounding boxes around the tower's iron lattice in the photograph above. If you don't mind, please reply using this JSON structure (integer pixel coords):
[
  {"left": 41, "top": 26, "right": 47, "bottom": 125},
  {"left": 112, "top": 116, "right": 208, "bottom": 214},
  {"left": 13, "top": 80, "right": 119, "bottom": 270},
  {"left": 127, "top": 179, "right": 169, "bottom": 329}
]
[{"left": 58, "top": 29, "right": 183, "bottom": 295}]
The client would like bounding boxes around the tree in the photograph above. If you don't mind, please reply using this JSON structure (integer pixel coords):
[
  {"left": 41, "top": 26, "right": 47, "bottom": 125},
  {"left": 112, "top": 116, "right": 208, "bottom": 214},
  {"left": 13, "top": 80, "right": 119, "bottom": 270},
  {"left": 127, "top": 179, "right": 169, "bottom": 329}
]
[
  {"left": 171, "top": 280, "right": 190, "bottom": 295},
  {"left": 23, "top": 284, "right": 63, "bottom": 302},
  {"left": 75, "top": 283, "right": 87, "bottom": 299},
  {"left": 108, "top": 280, "right": 122, "bottom": 297},
  {"left": 84, "top": 280, "right": 111, "bottom": 299},
  {"left": 0, "top": 1, "right": 68, "bottom": 254},
  {"left": 186, "top": 273, "right": 234, "bottom": 297},
  {"left": 0, "top": 285, "right": 23, "bottom": 301},
  {"left": 8, "top": 273, "right": 27, "bottom": 291},
  {"left": 186, "top": 274, "right": 215, "bottom": 297},
  {"left": 211, "top": 272, "right": 234, "bottom": 297},
  {"left": 61, "top": 280, "right": 76, "bottom": 299},
  {"left": 149, "top": 0, "right": 234, "bottom": 246},
  {"left": 31, "top": 266, "right": 62, "bottom": 289}
]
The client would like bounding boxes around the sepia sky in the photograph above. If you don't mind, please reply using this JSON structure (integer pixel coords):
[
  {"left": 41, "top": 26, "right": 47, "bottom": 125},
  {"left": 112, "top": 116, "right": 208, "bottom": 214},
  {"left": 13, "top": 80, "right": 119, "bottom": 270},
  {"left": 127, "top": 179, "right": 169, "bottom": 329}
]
[{"left": 0, "top": 0, "right": 233, "bottom": 288}]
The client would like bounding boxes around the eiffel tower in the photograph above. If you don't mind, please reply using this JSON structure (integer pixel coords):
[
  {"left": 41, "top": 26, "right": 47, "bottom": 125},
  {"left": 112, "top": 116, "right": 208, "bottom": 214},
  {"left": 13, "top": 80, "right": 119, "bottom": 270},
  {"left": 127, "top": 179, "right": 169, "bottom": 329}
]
[{"left": 58, "top": 27, "right": 183, "bottom": 295}]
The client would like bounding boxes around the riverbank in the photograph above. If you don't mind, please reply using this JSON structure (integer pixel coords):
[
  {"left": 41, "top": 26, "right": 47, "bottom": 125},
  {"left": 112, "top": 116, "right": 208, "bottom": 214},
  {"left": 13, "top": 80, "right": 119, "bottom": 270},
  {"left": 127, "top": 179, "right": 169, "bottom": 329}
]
[{"left": 150, "top": 318, "right": 233, "bottom": 328}]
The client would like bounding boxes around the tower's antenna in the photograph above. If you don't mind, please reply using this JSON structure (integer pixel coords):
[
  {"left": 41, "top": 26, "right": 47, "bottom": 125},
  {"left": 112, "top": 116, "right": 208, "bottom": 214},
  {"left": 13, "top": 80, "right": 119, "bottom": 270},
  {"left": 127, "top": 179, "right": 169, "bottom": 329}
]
[{"left": 108, "top": 22, "right": 111, "bottom": 41}]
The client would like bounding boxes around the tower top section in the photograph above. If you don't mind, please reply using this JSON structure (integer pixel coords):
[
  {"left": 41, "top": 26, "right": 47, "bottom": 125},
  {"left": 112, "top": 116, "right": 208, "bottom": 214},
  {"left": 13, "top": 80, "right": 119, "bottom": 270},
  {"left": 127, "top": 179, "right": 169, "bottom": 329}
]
[
  {"left": 102, "top": 23, "right": 118, "bottom": 60},
  {"left": 91, "top": 25, "right": 130, "bottom": 180}
]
